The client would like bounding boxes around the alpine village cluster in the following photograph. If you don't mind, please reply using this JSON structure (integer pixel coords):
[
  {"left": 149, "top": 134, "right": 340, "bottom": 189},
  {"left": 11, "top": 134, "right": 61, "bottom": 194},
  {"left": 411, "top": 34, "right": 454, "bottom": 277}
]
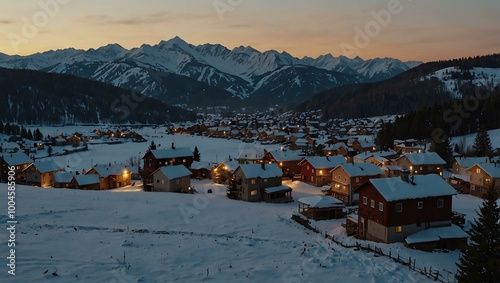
[{"left": 0, "top": 111, "right": 499, "bottom": 253}]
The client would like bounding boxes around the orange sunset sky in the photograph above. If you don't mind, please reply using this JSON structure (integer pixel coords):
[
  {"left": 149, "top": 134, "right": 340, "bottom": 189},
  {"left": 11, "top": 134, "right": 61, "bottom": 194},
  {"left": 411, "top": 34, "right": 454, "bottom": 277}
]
[{"left": 1, "top": 0, "right": 499, "bottom": 62}]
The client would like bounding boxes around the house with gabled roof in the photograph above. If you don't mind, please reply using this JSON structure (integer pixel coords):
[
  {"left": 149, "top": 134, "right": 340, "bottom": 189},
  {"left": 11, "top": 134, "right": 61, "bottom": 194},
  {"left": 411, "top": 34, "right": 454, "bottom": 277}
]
[
  {"left": 233, "top": 163, "right": 291, "bottom": 202},
  {"left": 262, "top": 150, "right": 302, "bottom": 178},
  {"left": 151, "top": 165, "right": 192, "bottom": 193},
  {"left": 298, "top": 195, "right": 345, "bottom": 220},
  {"left": 71, "top": 174, "right": 101, "bottom": 190},
  {"left": 141, "top": 144, "right": 194, "bottom": 185},
  {"left": 467, "top": 162, "right": 500, "bottom": 198},
  {"left": 357, "top": 174, "right": 461, "bottom": 244},
  {"left": 298, "top": 156, "right": 346, "bottom": 187},
  {"left": 24, "top": 160, "right": 64, "bottom": 188},
  {"left": 351, "top": 139, "right": 377, "bottom": 153},
  {"left": 395, "top": 152, "right": 446, "bottom": 176},
  {"left": 329, "top": 163, "right": 384, "bottom": 205},
  {"left": 0, "top": 152, "right": 33, "bottom": 183},
  {"left": 237, "top": 147, "right": 264, "bottom": 164},
  {"left": 86, "top": 164, "right": 131, "bottom": 190},
  {"left": 53, "top": 171, "right": 77, "bottom": 188}
]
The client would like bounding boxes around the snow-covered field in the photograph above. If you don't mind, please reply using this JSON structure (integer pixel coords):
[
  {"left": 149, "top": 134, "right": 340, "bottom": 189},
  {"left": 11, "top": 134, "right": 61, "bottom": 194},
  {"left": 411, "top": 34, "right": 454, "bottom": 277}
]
[{"left": 0, "top": 127, "right": 493, "bottom": 282}]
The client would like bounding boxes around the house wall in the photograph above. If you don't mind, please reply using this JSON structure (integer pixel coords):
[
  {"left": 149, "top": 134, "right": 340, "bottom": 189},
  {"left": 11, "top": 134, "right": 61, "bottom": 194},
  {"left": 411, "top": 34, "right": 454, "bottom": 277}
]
[
  {"left": 300, "top": 161, "right": 333, "bottom": 187},
  {"left": 396, "top": 158, "right": 443, "bottom": 176},
  {"left": 234, "top": 168, "right": 281, "bottom": 202},
  {"left": 1, "top": 160, "right": 31, "bottom": 183},
  {"left": 152, "top": 173, "right": 191, "bottom": 192},
  {"left": 143, "top": 151, "right": 193, "bottom": 183},
  {"left": 468, "top": 165, "right": 500, "bottom": 197},
  {"left": 331, "top": 167, "right": 381, "bottom": 205}
]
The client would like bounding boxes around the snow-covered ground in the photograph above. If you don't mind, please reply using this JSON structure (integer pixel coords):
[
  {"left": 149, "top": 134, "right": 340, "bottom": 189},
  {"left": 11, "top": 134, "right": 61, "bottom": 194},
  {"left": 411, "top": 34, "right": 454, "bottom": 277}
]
[
  {"left": 0, "top": 127, "right": 494, "bottom": 282},
  {"left": 424, "top": 67, "right": 500, "bottom": 99},
  {"left": 451, "top": 128, "right": 500, "bottom": 151}
]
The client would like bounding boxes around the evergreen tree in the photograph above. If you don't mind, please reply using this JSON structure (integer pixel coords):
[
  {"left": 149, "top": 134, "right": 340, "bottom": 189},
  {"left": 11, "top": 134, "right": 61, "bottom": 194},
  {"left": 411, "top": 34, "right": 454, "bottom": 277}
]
[
  {"left": 456, "top": 189, "right": 500, "bottom": 282},
  {"left": 47, "top": 146, "right": 53, "bottom": 156},
  {"left": 429, "top": 136, "right": 454, "bottom": 168},
  {"left": 27, "top": 129, "right": 33, "bottom": 140},
  {"left": 226, "top": 178, "right": 239, "bottom": 200},
  {"left": 193, "top": 146, "right": 201, "bottom": 162},
  {"left": 472, "top": 127, "right": 493, "bottom": 157},
  {"left": 20, "top": 126, "right": 28, "bottom": 139},
  {"left": 148, "top": 141, "right": 157, "bottom": 151},
  {"left": 34, "top": 128, "right": 43, "bottom": 141},
  {"left": 0, "top": 121, "right": 3, "bottom": 134}
]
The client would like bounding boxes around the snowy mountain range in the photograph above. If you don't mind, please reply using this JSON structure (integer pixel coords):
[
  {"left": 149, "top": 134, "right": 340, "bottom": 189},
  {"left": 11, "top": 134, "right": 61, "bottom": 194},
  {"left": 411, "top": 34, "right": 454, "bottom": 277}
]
[{"left": 0, "top": 36, "right": 420, "bottom": 109}]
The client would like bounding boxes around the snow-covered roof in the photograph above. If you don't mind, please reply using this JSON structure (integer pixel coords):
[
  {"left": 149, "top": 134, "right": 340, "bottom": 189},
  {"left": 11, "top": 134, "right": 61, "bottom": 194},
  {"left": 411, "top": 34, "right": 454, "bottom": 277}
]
[
  {"left": 333, "top": 163, "right": 383, "bottom": 177},
  {"left": 74, "top": 174, "right": 100, "bottom": 185},
  {"left": 91, "top": 164, "right": 130, "bottom": 178},
  {"left": 405, "top": 225, "right": 468, "bottom": 244},
  {"left": 399, "top": 152, "right": 446, "bottom": 165},
  {"left": 237, "top": 147, "right": 264, "bottom": 160},
  {"left": 368, "top": 174, "right": 456, "bottom": 202},
  {"left": 237, "top": 163, "right": 282, "bottom": 179},
  {"left": 455, "top": 156, "right": 489, "bottom": 168},
  {"left": 157, "top": 165, "right": 192, "bottom": 179},
  {"left": 300, "top": 156, "right": 346, "bottom": 169},
  {"left": 298, "top": 195, "right": 344, "bottom": 208},
  {"left": 190, "top": 161, "right": 212, "bottom": 170},
  {"left": 470, "top": 163, "right": 500, "bottom": 178},
  {"left": 54, "top": 171, "right": 77, "bottom": 183},
  {"left": 150, "top": 148, "right": 193, "bottom": 159},
  {"left": 2, "top": 152, "right": 33, "bottom": 166},
  {"left": 264, "top": 185, "right": 292, "bottom": 194},
  {"left": 354, "top": 150, "right": 396, "bottom": 161},
  {"left": 266, "top": 150, "right": 302, "bottom": 161},
  {"left": 27, "top": 160, "right": 63, "bottom": 173}
]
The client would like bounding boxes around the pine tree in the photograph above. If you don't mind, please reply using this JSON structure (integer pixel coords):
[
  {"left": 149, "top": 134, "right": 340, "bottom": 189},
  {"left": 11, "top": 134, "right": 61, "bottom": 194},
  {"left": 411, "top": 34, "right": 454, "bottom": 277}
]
[
  {"left": 430, "top": 136, "right": 454, "bottom": 168},
  {"left": 193, "top": 146, "right": 201, "bottom": 162},
  {"left": 47, "top": 146, "right": 53, "bottom": 156},
  {"left": 472, "top": 127, "right": 493, "bottom": 157},
  {"left": 456, "top": 189, "right": 500, "bottom": 282},
  {"left": 34, "top": 128, "right": 43, "bottom": 141},
  {"left": 27, "top": 129, "right": 33, "bottom": 140},
  {"left": 20, "top": 126, "right": 28, "bottom": 139},
  {"left": 148, "top": 141, "right": 157, "bottom": 151}
]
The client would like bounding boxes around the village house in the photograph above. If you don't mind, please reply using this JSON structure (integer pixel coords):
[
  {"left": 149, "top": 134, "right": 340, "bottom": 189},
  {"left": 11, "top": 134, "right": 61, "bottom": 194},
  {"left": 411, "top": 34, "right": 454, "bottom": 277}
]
[
  {"left": 23, "top": 160, "right": 64, "bottom": 188},
  {"left": 71, "top": 174, "right": 101, "bottom": 190},
  {"left": 449, "top": 156, "right": 489, "bottom": 193},
  {"left": 141, "top": 145, "right": 194, "bottom": 185},
  {"left": 467, "top": 163, "right": 500, "bottom": 198},
  {"left": 190, "top": 161, "right": 213, "bottom": 180},
  {"left": 353, "top": 150, "right": 397, "bottom": 166},
  {"left": 233, "top": 163, "right": 291, "bottom": 202},
  {"left": 357, "top": 173, "right": 464, "bottom": 247},
  {"left": 298, "top": 156, "right": 346, "bottom": 187},
  {"left": 262, "top": 149, "right": 302, "bottom": 179},
  {"left": 0, "top": 152, "right": 33, "bottom": 183},
  {"left": 151, "top": 165, "right": 192, "bottom": 193},
  {"left": 53, "top": 171, "right": 77, "bottom": 188},
  {"left": 329, "top": 163, "right": 384, "bottom": 205},
  {"left": 237, "top": 147, "right": 264, "bottom": 164},
  {"left": 322, "top": 142, "right": 349, "bottom": 157},
  {"left": 298, "top": 195, "right": 345, "bottom": 220},
  {"left": 351, "top": 138, "right": 377, "bottom": 153},
  {"left": 395, "top": 152, "right": 446, "bottom": 176},
  {"left": 85, "top": 164, "right": 132, "bottom": 190}
]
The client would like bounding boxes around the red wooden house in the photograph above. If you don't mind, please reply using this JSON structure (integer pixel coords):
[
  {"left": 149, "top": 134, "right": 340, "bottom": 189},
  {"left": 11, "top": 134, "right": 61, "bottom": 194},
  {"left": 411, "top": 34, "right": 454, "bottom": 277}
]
[
  {"left": 358, "top": 173, "right": 459, "bottom": 244},
  {"left": 141, "top": 145, "right": 194, "bottom": 188},
  {"left": 262, "top": 150, "right": 302, "bottom": 179},
  {"left": 298, "top": 156, "right": 346, "bottom": 187}
]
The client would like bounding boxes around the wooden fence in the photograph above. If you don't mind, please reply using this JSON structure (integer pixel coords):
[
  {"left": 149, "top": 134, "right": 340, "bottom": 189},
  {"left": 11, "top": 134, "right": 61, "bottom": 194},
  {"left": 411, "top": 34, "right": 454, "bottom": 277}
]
[{"left": 291, "top": 215, "right": 457, "bottom": 283}]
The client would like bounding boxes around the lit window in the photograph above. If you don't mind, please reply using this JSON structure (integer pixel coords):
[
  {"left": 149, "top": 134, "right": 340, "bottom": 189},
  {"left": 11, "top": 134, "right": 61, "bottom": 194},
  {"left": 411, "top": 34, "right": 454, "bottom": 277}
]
[
  {"left": 161, "top": 180, "right": 164, "bottom": 184},
  {"left": 396, "top": 226, "right": 402, "bottom": 233},
  {"left": 307, "top": 166, "right": 309, "bottom": 170},
  {"left": 476, "top": 168, "right": 481, "bottom": 174},
  {"left": 437, "top": 199, "right": 444, "bottom": 208},
  {"left": 183, "top": 159, "right": 186, "bottom": 163},
  {"left": 379, "top": 202, "right": 383, "bottom": 211},
  {"left": 319, "top": 170, "right": 323, "bottom": 174},
  {"left": 409, "top": 166, "right": 413, "bottom": 170},
  {"left": 356, "top": 177, "right": 359, "bottom": 183},
  {"left": 251, "top": 179, "right": 256, "bottom": 184},
  {"left": 312, "top": 169, "right": 315, "bottom": 173},
  {"left": 396, "top": 203, "right": 403, "bottom": 212},
  {"left": 418, "top": 201, "right": 423, "bottom": 209},
  {"left": 370, "top": 200, "right": 375, "bottom": 208},
  {"left": 250, "top": 190, "right": 257, "bottom": 196},
  {"left": 264, "top": 178, "right": 268, "bottom": 183},
  {"left": 363, "top": 196, "right": 367, "bottom": 205}
]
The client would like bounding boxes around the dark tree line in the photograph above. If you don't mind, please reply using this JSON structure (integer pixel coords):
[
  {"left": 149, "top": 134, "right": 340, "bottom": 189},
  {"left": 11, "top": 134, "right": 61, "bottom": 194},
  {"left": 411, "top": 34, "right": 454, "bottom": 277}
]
[
  {"left": 0, "top": 121, "right": 44, "bottom": 140},
  {"left": 0, "top": 67, "right": 197, "bottom": 124}
]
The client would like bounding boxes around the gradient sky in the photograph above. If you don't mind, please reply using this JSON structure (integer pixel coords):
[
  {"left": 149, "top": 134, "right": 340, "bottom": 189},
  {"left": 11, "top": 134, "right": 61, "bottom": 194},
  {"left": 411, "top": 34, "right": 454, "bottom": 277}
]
[{"left": 1, "top": 0, "right": 499, "bottom": 62}]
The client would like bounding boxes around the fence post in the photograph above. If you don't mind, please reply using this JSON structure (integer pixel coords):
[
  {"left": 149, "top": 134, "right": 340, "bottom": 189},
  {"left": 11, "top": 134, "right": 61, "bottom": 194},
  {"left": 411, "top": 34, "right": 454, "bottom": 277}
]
[{"left": 409, "top": 256, "right": 412, "bottom": 269}]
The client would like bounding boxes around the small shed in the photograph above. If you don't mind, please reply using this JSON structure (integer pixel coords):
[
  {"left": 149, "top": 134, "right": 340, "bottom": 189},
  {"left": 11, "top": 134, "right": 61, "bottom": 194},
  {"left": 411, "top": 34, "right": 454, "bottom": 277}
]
[
  {"left": 298, "top": 195, "right": 345, "bottom": 220},
  {"left": 405, "top": 225, "right": 468, "bottom": 252},
  {"left": 264, "top": 185, "right": 292, "bottom": 203},
  {"left": 71, "top": 174, "right": 101, "bottom": 190}
]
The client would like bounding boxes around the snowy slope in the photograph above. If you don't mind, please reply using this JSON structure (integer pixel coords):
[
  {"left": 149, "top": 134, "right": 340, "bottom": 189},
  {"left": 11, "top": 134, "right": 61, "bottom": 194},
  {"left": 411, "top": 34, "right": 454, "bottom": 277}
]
[{"left": 424, "top": 67, "right": 500, "bottom": 99}]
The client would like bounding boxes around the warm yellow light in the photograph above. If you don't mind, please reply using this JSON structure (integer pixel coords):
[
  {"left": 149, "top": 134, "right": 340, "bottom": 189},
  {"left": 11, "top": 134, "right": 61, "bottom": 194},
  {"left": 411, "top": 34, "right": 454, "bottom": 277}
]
[
  {"left": 409, "top": 166, "right": 413, "bottom": 170},
  {"left": 319, "top": 170, "right": 323, "bottom": 174},
  {"left": 279, "top": 162, "right": 283, "bottom": 166}
]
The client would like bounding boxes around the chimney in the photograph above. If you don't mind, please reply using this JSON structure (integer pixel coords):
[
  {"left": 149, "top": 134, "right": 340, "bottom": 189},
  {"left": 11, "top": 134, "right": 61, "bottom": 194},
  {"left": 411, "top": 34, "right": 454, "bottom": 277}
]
[
  {"left": 401, "top": 169, "right": 410, "bottom": 183},
  {"left": 261, "top": 162, "right": 265, "bottom": 170},
  {"left": 172, "top": 142, "right": 175, "bottom": 149}
]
